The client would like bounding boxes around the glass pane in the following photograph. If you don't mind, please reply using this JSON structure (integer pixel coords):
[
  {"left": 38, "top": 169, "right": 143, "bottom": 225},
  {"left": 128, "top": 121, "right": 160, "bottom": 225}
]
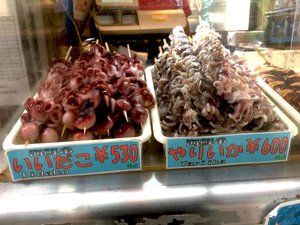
[{"left": 1, "top": 0, "right": 300, "bottom": 176}]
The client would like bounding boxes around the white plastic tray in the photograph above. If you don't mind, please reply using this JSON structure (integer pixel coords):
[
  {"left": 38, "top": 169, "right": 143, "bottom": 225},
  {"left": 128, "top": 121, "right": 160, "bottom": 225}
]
[
  {"left": 145, "top": 66, "right": 298, "bottom": 145},
  {"left": 3, "top": 107, "right": 152, "bottom": 152},
  {"left": 4, "top": 117, "right": 152, "bottom": 151},
  {"left": 2, "top": 67, "right": 153, "bottom": 181},
  {"left": 256, "top": 77, "right": 300, "bottom": 128},
  {"left": 3, "top": 96, "right": 152, "bottom": 181}
]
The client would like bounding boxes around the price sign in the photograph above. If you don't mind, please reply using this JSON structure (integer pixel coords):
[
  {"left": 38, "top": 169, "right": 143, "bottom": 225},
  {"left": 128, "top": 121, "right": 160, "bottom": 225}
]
[
  {"left": 6, "top": 140, "right": 141, "bottom": 181},
  {"left": 166, "top": 131, "right": 291, "bottom": 169}
]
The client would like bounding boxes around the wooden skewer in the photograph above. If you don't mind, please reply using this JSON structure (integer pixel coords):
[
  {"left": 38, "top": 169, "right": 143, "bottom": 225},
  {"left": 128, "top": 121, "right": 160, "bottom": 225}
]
[
  {"left": 158, "top": 46, "right": 163, "bottom": 54},
  {"left": 198, "top": 15, "right": 202, "bottom": 23},
  {"left": 127, "top": 44, "right": 131, "bottom": 57},
  {"left": 25, "top": 140, "right": 30, "bottom": 147},
  {"left": 123, "top": 110, "right": 128, "bottom": 123},
  {"left": 188, "top": 36, "right": 192, "bottom": 42},
  {"left": 84, "top": 127, "right": 86, "bottom": 135},
  {"left": 105, "top": 42, "right": 110, "bottom": 52},
  {"left": 68, "top": 56, "right": 72, "bottom": 61},
  {"left": 255, "top": 48, "right": 272, "bottom": 66},
  {"left": 107, "top": 129, "right": 110, "bottom": 136},
  {"left": 65, "top": 46, "right": 73, "bottom": 60},
  {"left": 61, "top": 124, "right": 67, "bottom": 138},
  {"left": 163, "top": 38, "right": 167, "bottom": 45},
  {"left": 96, "top": 39, "right": 99, "bottom": 44}
]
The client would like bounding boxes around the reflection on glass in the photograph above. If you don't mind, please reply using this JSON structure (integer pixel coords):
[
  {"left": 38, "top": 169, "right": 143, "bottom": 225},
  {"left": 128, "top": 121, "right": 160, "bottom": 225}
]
[{"left": 211, "top": 181, "right": 300, "bottom": 194}]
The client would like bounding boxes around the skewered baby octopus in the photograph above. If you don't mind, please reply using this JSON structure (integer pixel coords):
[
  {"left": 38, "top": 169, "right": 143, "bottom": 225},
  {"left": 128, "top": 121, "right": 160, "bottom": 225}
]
[
  {"left": 19, "top": 43, "right": 155, "bottom": 144},
  {"left": 153, "top": 22, "right": 285, "bottom": 136}
]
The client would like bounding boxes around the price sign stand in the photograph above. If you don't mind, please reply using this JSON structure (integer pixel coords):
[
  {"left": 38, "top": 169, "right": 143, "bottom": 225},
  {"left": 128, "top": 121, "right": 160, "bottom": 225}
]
[
  {"left": 166, "top": 131, "right": 292, "bottom": 169},
  {"left": 3, "top": 98, "right": 152, "bottom": 182},
  {"left": 5, "top": 140, "right": 142, "bottom": 181}
]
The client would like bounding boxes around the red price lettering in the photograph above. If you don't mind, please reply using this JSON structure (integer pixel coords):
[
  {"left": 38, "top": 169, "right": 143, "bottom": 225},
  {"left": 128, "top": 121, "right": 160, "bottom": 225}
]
[
  {"left": 270, "top": 137, "right": 280, "bottom": 154},
  {"left": 261, "top": 137, "right": 289, "bottom": 155},
  {"left": 129, "top": 144, "right": 139, "bottom": 162},
  {"left": 111, "top": 144, "right": 139, "bottom": 164},
  {"left": 261, "top": 138, "right": 270, "bottom": 154},
  {"left": 189, "top": 147, "right": 196, "bottom": 158},
  {"left": 219, "top": 145, "right": 224, "bottom": 156},
  {"left": 188, "top": 146, "right": 213, "bottom": 160},
  {"left": 207, "top": 145, "right": 215, "bottom": 159},
  {"left": 279, "top": 137, "right": 289, "bottom": 153},
  {"left": 45, "top": 156, "right": 53, "bottom": 168},
  {"left": 246, "top": 138, "right": 260, "bottom": 154},
  {"left": 24, "top": 158, "right": 33, "bottom": 169},
  {"left": 13, "top": 159, "right": 22, "bottom": 173},
  {"left": 33, "top": 157, "right": 43, "bottom": 171},
  {"left": 225, "top": 144, "right": 243, "bottom": 157},
  {"left": 24, "top": 157, "right": 43, "bottom": 170},
  {"left": 75, "top": 153, "right": 93, "bottom": 168},
  {"left": 111, "top": 145, "right": 120, "bottom": 164},
  {"left": 198, "top": 146, "right": 203, "bottom": 160},
  {"left": 120, "top": 145, "right": 129, "bottom": 163},
  {"left": 54, "top": 155, "right": 72, "bottom": 169},
  {"left": 168, "top": 147, "right": 186, "bottom": 161},
  {"left": 94, "top": 146, "right": 108, "bottom": 163}
]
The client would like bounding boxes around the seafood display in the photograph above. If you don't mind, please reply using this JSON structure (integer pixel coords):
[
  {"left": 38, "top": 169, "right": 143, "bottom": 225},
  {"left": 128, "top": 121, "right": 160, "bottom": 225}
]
[
  {"left": 256, "top": 64, "right": 300, "bottom": 112},
  {"left": 19, "top": 44, "right": 155, "bottom": 144},
  {"left": 153, "top": 23, "right": 285, "bottom": 136}
]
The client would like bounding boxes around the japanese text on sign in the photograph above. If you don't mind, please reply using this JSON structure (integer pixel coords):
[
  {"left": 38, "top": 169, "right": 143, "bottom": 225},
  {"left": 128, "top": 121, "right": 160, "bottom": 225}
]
[
  {"left": 7, "top": 141, "right": 141, "bottom": 181},
  {"left": 166, "top": 131, "right": 291, "bottom": 168}
]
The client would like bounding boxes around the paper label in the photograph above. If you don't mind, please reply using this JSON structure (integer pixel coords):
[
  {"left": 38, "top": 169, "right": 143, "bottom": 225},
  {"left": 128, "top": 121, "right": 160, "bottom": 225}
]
[
  {"left": 6, "top": 140, "right": 141, "bottom": 181},
  {"left": 166, "top": 131, "right": 291, "bottom": 169},
  {"left": 0, "top": 1, "right": 30, "bottom": 106}
]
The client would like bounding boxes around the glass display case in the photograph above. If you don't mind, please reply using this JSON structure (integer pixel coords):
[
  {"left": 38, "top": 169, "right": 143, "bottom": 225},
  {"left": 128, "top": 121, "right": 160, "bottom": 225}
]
[{"left": 1, "top": 0, "right": 300, "bottom": 224}]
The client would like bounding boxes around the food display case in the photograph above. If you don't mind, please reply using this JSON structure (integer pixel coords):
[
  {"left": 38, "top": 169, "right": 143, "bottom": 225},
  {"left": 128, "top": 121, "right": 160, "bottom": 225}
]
[{"left": 1, "top": 0, "right": 300, "bottom": 224}]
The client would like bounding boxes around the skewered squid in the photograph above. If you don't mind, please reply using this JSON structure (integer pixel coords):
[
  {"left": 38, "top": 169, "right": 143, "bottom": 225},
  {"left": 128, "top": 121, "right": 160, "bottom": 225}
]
[{"left": 153, "top": 22, "right": 285, "bottom": 136}]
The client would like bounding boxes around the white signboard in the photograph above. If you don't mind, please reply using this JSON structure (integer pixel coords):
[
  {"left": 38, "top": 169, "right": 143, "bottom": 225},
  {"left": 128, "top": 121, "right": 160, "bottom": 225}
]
[{"left": 0, "top": 0, "right": 30, "bottom": 106}]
